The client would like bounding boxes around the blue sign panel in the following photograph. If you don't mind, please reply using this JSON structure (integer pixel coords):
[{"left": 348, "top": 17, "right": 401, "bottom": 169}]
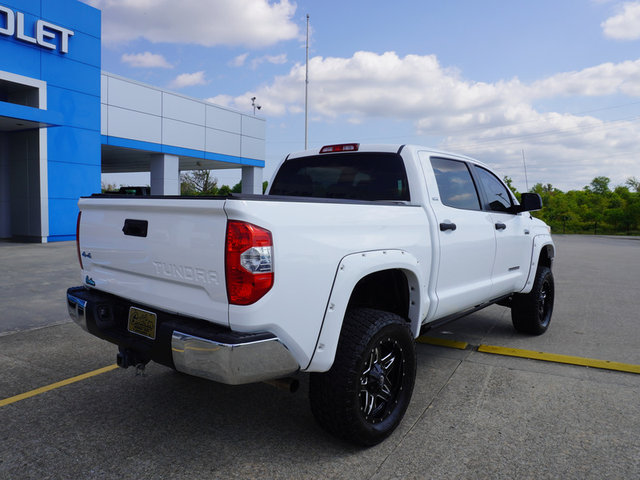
[{"left": 0, "top": 0, "right": 101, "bottom": 242}]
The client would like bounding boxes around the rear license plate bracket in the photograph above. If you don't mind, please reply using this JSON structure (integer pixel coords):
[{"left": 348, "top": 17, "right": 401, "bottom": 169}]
[{"left": 127, "top": 307, "right": 157, "bottom": 340}]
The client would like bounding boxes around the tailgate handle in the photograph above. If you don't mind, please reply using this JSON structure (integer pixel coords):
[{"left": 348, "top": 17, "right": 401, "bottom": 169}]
[{"left": 123, "top": 219, "right": 148, "bottom": 237}]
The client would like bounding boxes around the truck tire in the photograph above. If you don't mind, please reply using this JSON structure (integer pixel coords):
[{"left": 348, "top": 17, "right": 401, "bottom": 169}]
[
  {"left": 309, "top": 308, "right": 416, "bottom": 446},
  {"left": 511, "top": 266, "right": 554, "bottom": 335}
]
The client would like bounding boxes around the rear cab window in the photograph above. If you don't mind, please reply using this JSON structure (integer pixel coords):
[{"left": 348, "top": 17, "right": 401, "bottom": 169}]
[{"left": 269, "top": 152, "right": 410, "bottom": 202}]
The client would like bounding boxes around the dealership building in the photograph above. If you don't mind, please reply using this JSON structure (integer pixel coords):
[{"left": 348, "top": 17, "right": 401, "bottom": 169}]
[{"left": 0, "top": 0, "right": 265, "bottom": 243}]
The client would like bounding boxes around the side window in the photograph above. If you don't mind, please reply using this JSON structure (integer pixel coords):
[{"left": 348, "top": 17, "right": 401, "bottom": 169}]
[
  {"left": 430, "top": 157, "right": 481, "bottom": 210},
  {"left": 475, "top": 166, "right": 513, "bottom": 212}
]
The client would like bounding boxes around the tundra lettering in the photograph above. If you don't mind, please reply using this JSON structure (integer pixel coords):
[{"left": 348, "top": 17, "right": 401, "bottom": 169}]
[{"left": 152, "top": 261, "right": 219, "bottom": 285}]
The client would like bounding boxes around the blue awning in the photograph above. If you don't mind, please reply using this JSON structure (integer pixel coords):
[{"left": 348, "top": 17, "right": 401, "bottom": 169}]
[{"left": 0, "top": 100, "right": 63, "bottom": 131}]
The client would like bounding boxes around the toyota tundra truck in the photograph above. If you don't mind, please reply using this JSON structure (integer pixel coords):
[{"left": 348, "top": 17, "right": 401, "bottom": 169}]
[{"left": 67, "top": 143, "right": 555, "bottom": 446}]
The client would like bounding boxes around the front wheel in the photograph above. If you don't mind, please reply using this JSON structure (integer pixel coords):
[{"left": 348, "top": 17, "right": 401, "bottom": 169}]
[
  {"left": 309, "top": 308, "right": 416, "bottom": 446},
  {"left": 511, "top": 266, "right": 554, "bottom": 335}
]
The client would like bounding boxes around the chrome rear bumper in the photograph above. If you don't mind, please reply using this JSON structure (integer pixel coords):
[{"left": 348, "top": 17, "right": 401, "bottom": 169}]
[
  {"left": 67, "top": 292, "right": 88, "bottom": 331},
  {"left": 67, "top": 288, "right": 299, "bottom": 385},
  {"left": 171, "top": 331, "right": 299, "bottom": 385}
]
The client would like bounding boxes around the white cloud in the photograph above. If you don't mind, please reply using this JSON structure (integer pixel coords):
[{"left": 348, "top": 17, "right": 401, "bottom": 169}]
[
  {"left": 230, "top": 53, "right": 250, "bottom": 67},
  {"left": 251, "top": 53, "right": 288, "bottom": 69},
  {"left": 169, "top": 71, "right": 207, "bottom": 89},
  {"left": 528, "top": 59, "right": 640, "bottom": 97},
  {"left": 229, "top": 53, "right": 289, "bottom": 69},
  {"left": 602, "top": 2, "right": 640, "bottom": 39},
  {"left": 214, "top": 51, "right": 640, "bottom": 190},
  {"left": 217, "top": 51, "right": 522, "bottom": 121},
  {"left": 121, "top": 51, "right": 173, "bottom": 68},
  {"left": 212, "top": 51, "right": 640, "bottom": 123},
  {"left": 86, "top": 0, "right": 299, "bottom": 47},
  {"left": 206, "top": 94, "right": 234, "bottom": 107}
]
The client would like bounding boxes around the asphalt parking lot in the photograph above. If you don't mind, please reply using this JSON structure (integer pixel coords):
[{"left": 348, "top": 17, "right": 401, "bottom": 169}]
[{"left": 1, "top": 235, "right": 639, "bottom": 479}]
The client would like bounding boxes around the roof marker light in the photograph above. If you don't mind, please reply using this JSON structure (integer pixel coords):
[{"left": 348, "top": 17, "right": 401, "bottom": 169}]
[{"left": 319, "top": 143, "right": 360, "bottom": 154}]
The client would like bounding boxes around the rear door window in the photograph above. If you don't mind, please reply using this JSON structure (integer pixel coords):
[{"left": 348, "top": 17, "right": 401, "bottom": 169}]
[{"left": 430, "top": 157, "right": 481, "bottom": 210}]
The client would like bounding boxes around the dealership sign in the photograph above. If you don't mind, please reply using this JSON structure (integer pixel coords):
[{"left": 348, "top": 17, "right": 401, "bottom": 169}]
[{"left": 0, "top": 5, "right": 74, "bottom": 53}]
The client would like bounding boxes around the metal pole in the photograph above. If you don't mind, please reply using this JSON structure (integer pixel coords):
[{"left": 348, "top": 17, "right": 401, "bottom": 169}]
[{"left": 305, "top": 14, "right": 309, "bottom": 150}]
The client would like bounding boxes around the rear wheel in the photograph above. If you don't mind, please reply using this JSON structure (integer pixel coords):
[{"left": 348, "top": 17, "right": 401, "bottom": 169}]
[
  {"left": 309, "top": 308, "right": 416, "bottom": 446},
  {"left": 511, "top": 266, "right": 554, "bottom": 335}
]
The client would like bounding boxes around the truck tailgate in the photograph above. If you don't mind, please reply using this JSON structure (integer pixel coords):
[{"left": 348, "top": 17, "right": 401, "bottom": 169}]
[{"left": 77, "top": 197, "right": 229, "bottom": 325}]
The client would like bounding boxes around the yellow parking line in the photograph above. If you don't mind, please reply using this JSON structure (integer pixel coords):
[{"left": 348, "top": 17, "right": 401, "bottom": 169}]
[
  {"left": 416, "top": 336, "right": 468, "bottom": 350},
  {"left": 477, "top": 345, "right": 640, "bottom": 375},
  {"left": 417, "top": 336, "right": 640, "bottom": 374},
  {"left": 0, "top": 364, "right": 119, "bottom": 408}
]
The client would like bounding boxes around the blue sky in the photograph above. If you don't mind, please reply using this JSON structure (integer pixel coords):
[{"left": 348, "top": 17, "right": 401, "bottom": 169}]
[{"left": 91, "top": 0, "right": 640, "bottom": 192}]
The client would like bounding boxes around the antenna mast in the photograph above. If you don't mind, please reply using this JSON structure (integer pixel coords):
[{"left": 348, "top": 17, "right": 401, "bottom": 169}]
[{"left": 521, "top": 149, "right": 530, "bottom": 192}]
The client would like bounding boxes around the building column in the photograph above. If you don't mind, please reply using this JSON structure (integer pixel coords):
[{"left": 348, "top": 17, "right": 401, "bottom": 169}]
[
  {"left": 241, "top": 166, "right": 263, "bottom": 194},
  {"left": 39, "top": 129, "right": 49, "bottom": 242},
  {"left": 150, "top": 154, "right": 179, "bottom": 195}
]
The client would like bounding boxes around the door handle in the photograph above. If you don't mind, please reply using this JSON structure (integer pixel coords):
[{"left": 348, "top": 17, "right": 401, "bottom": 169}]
[
  {"left": 495, "top": 222, "right": 506, "bottom": 231},
  {"left": 440, "top": 222, "right": 457, "bottom": 232}
]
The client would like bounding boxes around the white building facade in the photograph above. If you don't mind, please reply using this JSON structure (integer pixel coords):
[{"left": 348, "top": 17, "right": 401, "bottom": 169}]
[{"left": 101, "top": 72, "right": 265, "bottom": 197}]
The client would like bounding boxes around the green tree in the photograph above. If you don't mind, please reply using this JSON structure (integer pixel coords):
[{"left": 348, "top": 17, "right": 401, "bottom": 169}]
[
  {"left": 180, "top": 170, "right": 218, "bottom": 195},
  {"left": 583, "top": 190, "right": 605, "bottom": 234},
  {"left": 605, "top": 188, "right": 627, "bottom": 233},
  {"left": 626, "top": 195, "right": 640, "bottom": 233},
  {"left": 503, "top": 176, "right": 520, "bottom": 201},
  {"left": 218, "top": 184, "right": 232, "bottom": 196},
  {"left": 101, "top": 182, "right": 118, "bottom": 193},
  {"left": 586, "top": 176, "right": 611, "bottom": 195},
  {"left": 626, "top": 176, "right": 640, "bottom": 193}
]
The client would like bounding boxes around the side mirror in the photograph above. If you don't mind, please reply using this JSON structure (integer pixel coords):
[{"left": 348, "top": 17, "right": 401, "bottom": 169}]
[{"left": 516, "top": 192, "right": 543, "bottom": 212}]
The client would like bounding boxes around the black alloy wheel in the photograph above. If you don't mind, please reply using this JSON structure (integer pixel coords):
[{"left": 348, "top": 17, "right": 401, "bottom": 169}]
[
  {"left": 309, "top": 308, "right": 417, "bottom": 446},
  {"left": 360, "top": 335, "right": 405, "bottom": 424},
  {"left": 512, "top": 265, "right": 554, "bottom": 335}
]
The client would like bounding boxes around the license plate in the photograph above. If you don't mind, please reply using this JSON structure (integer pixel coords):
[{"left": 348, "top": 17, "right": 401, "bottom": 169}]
[{"left": 127, "top": 307, "right": 157, "bottom": 340}]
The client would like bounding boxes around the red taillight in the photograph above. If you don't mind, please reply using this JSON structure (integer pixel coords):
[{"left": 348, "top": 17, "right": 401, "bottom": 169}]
[
  {"left": 225, "top": 221, "right": 274, "bottom": 305},
  {"left": 319, "top": 143, "right": 359, "bottom": 153},
  {"left": 76, "top": 211, "right": 83, "bottom": 270}
]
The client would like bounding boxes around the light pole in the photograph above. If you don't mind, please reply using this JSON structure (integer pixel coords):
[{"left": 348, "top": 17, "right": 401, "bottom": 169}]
[
  {"left": 305, "top": 14, "right": 309, "bottom": 150},
  {"left": 251, "top": 96, "right": 261, "bottom": 116}
]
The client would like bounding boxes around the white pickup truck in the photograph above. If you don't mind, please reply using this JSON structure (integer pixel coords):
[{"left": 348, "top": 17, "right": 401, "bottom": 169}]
[{"left": 67, "top": 143, "right": 555, "bottom": 445}]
